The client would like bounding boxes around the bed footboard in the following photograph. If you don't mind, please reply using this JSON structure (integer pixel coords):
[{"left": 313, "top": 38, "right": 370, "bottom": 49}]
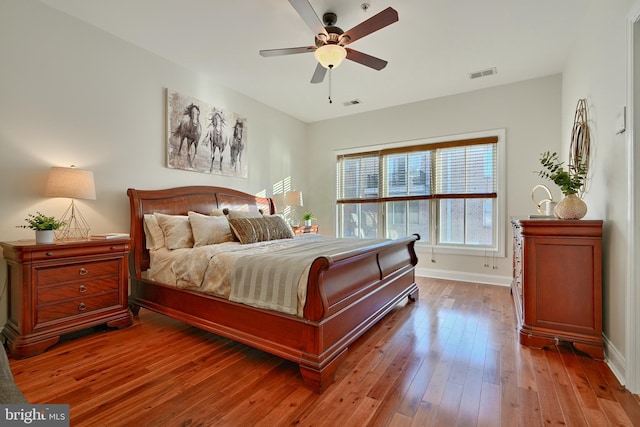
[{"left": 299, "top": 234, "right": 419, "bottom": 390}]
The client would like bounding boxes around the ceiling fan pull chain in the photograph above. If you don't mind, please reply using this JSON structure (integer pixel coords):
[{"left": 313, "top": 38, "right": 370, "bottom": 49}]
[{"left": 328, "top": 66, "right": 333, "bottom": 104}]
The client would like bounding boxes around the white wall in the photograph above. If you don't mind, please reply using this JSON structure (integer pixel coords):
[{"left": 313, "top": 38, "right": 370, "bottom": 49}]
[
  {"left": 306, "top": 75, "right": 563, "bottom": 284},
  {"left": 561, "top": 0, "right": 634, "bottom": 383},
  {"left": 0, "top": 1, "right": 308, "bottom": 324}
]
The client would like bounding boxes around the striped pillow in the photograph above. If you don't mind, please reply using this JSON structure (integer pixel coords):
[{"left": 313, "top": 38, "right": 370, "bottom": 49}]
[{"left": 228, "top": 215, "right": 294, "bottom": 244}]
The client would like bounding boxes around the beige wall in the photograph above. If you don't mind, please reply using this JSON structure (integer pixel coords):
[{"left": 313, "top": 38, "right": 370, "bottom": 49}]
[
  {"left": 561, "top": 0, "right": 635, "bottom": 383},
  {"left": 306, "top": 75, "right": 563, "bottom": 284},
  {"left": 0, "top": 1, "right": 308, "bottom": 325}
]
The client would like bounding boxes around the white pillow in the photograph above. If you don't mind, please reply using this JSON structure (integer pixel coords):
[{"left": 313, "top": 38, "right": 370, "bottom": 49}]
[
  {"left": 154, "top": 213, "right": 194, "bottom": 250},
  {"left": 143, "top": 214, "right": 165, "bottom": 250},
  {"left": 188, "top": 211, "right": 234, "bottom": 246}
]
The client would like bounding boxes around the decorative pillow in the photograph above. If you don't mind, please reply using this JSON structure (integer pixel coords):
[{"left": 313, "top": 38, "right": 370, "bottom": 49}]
[
  {"left": 154, "top": 213, "right": 194, "bottom": 250},
  {"left": 224, "top": 209, "right": 264, "bottom": 219},
  {"left": 143, "top": 214, "right": 165, "bottom": 250},
  {"left": 210, "top": 208, "right": 225, "bottom": 217},
  {"left": 228, "top": 215, "right": 295, "bottom": 244},
  {"left": 188, "top": 211, "right": 234, "bottom": 246}
]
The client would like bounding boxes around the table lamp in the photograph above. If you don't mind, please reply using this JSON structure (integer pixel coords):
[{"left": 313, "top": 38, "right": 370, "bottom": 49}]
[
  {"left": 272, "top": 193, "right": 285, "bottom": 214},
  {"left": 44, "top": 165, "right": 96, "bottom": 240},
  {"left": 285, "top": 190, "right": 303, "bottom": 226}
]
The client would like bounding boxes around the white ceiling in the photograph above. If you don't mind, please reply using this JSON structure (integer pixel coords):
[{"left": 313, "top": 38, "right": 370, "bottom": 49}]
[{"left": 40, "top": 0, "right": 592, "bottom": 123}]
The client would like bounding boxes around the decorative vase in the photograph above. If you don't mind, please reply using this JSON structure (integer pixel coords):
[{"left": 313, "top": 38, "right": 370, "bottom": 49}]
[
  {"left": 304, "top": 219, "right": 312, "bottom": 226},
  {"left": 35, "top": 230, "right": 55, "bottom": 244},
  {"left": 554, "top": 194, "right": 587, "bottom": 220}
]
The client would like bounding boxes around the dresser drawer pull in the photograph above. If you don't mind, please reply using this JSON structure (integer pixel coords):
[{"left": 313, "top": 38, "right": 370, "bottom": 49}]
[
  {"left": 46, "top": 252, "right": 53, "bottom": 256},
  {"left": 78, "top": 303, "right": 86, "bottom": 312},
  {"left": 79, "top": 268, "right": 89, "bottom": 276},
  {"left": 79, "top": 285, "right": 87, "bottom": 293}
]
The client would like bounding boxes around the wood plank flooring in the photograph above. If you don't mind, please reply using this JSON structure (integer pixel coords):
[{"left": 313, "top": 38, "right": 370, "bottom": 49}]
[{"left": 8, "top": 277, "right": 640, "bottom": 426}]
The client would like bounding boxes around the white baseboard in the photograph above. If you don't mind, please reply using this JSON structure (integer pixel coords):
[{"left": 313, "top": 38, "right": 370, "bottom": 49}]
[
  {"left": 603, "top": 333, "right": 626, "bottom": 386},
  {"left": 415, "top": 267, "right": 512, "bottom": 287}
]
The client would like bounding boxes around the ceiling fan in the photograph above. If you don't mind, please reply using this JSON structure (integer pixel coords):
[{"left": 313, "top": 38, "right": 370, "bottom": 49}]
[{"left": 259, "top": 0, "right": 399, "bottom": 84}]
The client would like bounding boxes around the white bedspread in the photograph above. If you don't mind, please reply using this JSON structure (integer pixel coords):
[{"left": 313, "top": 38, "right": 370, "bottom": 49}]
[{"left": 147, "top": 234, "right": 388, "bottom": 316}]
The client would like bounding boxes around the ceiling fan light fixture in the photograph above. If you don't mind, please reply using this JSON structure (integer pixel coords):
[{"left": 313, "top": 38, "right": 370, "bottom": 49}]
[{"left": 314, "top": 44, "right": 347, "bottom": 69}]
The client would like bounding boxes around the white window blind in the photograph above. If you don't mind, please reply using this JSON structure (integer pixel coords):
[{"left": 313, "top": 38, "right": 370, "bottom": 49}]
[{"left": 337, "top": 136, "right": 497, "bottom": 204}]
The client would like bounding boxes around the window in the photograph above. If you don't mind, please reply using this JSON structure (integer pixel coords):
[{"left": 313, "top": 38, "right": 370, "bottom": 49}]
[{"left": 336, "top": 133, "right": 502, "bottom": 252}]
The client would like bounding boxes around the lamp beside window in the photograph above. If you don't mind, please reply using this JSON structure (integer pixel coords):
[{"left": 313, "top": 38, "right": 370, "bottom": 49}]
[
  {"left": 271, "top": 193, "right": 284, "bottom": 214},
  {"left": 44, "top": 166, "right": 96, "bottom": 240},
  {"left": 285, "top": 190, "right": 303, "bottom": 226}
]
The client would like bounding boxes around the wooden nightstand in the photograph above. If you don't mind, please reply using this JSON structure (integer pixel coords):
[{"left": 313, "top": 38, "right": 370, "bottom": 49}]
[
  {"left": 0, "top": 238, "right": 133, "bottom": 358},
  {"left": 292, "top": 225, "right": 318, "bottom": 235}
]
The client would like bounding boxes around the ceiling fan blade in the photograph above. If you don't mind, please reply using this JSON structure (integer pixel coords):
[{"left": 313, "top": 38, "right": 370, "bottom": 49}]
[
  {"left": 346, "top": 48, "right": 388, "bottom": 70},
  {"left": 341, "top": 7, "right": 398, "bottom": 45},
  {"left": 288, "top": 0, "right": 328, "bottom": 38},
  {"left": 259, "top": 46, "right": 315, "bottom": 57},
  {"left": 310, "top": 63, "right": 327, "bottom": 83}
]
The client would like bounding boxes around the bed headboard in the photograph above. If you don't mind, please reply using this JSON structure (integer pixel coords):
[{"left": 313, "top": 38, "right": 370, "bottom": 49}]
[{"left": 127, "top": 186, "right": 275, "bottom": 277}]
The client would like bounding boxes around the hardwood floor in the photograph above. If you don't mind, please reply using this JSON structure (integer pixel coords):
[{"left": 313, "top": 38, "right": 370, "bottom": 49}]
[{"left": 8, "top": 277, "right": 640, "bottom": 426}]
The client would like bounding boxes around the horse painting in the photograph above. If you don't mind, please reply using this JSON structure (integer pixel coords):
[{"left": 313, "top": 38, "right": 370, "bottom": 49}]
[
  {"left": 173, "top": 103, "right": 201, "bottom": 167},
  {"left": 167, "top": 90, "right": 248, "bottom": 177},
  {"left": 202, "top": 109, "right": 226, "bottom": 173},
  {"left": 229, "top": 119, "right": 245, "bottom": 173}
]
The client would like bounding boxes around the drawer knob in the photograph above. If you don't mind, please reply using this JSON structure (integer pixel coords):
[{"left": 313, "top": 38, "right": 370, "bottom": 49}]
[
  {"left": 78, "top": 303, "right": 86, "bottom": 312},
  {"left": 46, "top": 252, "right": 53, "bottom": 256},
  {"left": 79, "top": 285, "right": 87, "bottom": 293},
  {"left": 79, "top": 268, "right": 88, "bottom": 276}
]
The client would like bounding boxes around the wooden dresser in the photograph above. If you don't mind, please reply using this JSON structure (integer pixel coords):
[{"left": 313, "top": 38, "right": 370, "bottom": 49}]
[
  {"left": 511, "top": 218, "right": 603, "bottom": 359},
  {"left": 1, "top": 238, "right": 133, "bottom": 358}
]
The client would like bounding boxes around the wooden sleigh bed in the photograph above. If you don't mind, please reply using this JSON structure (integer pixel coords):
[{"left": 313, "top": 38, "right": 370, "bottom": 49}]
[{"left": 127, "top": 186, "right": 419, "bottom": 392}]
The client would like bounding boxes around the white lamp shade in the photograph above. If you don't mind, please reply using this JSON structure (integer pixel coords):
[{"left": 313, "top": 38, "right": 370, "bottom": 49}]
[
  {"left": 285, "top": 191, "right": 303, "bottom": 207},
  {"left": 44, "top": 166, "right": 96, "bottom": 200},
  {"left": 314, "top": 44, "right": 347, "bottom": 69}
]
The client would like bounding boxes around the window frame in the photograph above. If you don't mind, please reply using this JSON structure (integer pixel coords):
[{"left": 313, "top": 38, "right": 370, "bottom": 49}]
[{"left": 335, "top": 129, "right": 506, "bottom": 257}]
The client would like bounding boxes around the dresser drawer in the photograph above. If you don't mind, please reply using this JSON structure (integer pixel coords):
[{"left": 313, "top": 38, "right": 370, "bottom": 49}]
[
  {"left": 38, "top": 276, "right": 119, "bottom": 304},
  {"left": 37, "top": 292, "right": 119, "bottom": 324},
  {"left": 35, "top": 260, "right": 120, "bottom": 286}
]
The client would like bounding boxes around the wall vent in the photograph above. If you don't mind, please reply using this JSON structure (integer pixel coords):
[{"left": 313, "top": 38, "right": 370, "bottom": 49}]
[
  {"left": 469, "top": 67, "right": 497, "bottom": 79},
  {"left": 343, "top": 99, "right": 362, "bottom": 106}
]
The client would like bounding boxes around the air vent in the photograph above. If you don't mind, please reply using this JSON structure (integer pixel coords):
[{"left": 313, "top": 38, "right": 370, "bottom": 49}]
[
  {"left": 343, "top": 99, "right": 362, "bottom": 106},
  {"left": 469, "top": 67, "right": 497, "bottom": 79}
]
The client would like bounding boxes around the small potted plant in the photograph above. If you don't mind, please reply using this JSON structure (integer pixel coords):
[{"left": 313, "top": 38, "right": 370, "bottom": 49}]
[
  {"left": 302, "top": 211, "right": 316, "bottom": 226},
  {"left": 17, "top": 212, "right": 66, "bottom": 244},
  {"left": 536, "top": 151, "right": 588, "bottom": 219}
]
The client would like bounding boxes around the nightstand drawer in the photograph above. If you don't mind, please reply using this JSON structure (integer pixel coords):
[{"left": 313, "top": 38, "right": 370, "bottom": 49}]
[
  {"left": 38, "top": 276, "right": 119, "bottom": 304},
  {"left": 37, "top": 292, "right": 119, "bottom": 324},
  {"left": 293, "top": 225, "right": 318, "bottom": 235},
  {"left": 26, "top": 243, "right": 129, "bottom": 262},
  {"left": 35, "top": 260, "right": 119, "bottom": 286}
]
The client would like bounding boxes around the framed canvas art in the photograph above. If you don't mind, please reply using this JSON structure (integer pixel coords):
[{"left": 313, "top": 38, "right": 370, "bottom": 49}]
[{"left": 167, "top": 90, "right": 247, "bottom": 178}]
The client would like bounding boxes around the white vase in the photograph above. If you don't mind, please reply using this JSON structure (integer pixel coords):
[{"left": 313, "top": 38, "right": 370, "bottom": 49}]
[
  {"left": 35, "top": 230, "right": 55, "bottom": 244},
  {"left": 304, "top": 220, "right": 312, "bottom": 226},
  {"left": 554, "top": 194, "right": 587, "bottom": 220}
]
